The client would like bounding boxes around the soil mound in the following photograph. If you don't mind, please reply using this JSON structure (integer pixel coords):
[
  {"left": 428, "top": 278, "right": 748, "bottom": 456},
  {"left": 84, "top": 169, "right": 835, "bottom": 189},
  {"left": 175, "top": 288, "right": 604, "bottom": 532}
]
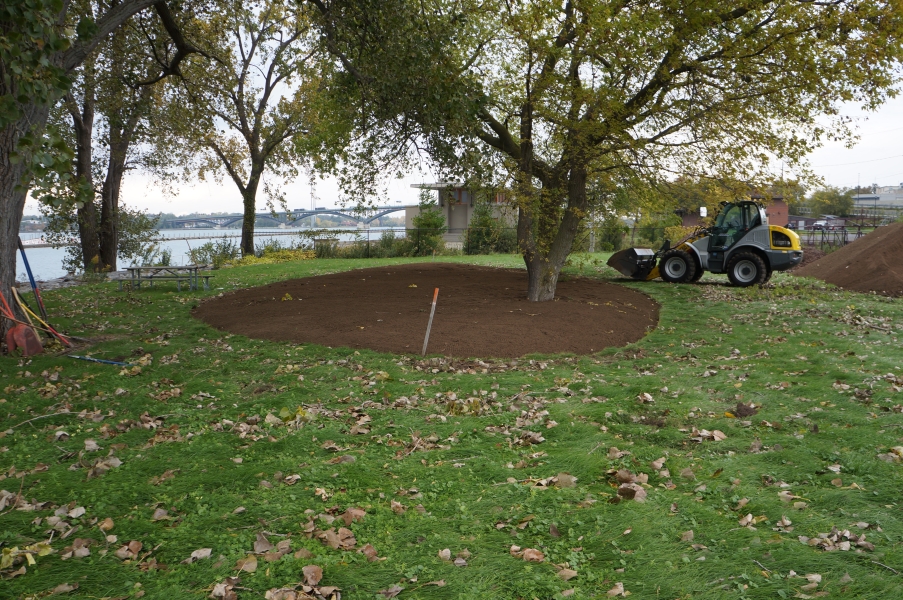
[
  {"left": 793, "top": 222, "right": 903, "bottom": 296},
  {"left": 193, "top": 262, "right": 659, "bottom": 358}
]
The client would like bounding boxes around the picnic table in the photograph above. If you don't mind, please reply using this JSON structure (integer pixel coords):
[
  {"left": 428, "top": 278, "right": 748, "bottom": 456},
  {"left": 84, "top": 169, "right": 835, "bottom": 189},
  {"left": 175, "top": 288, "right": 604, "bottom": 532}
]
[{"left": 120, "top": 265, "right": 214, "bottom": 291}]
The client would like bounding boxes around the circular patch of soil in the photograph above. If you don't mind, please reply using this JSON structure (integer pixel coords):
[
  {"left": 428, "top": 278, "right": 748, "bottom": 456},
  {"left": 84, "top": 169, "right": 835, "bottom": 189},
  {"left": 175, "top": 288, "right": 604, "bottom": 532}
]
[{"left": 193, "top": 262, "right": 659, "bottom": 358}]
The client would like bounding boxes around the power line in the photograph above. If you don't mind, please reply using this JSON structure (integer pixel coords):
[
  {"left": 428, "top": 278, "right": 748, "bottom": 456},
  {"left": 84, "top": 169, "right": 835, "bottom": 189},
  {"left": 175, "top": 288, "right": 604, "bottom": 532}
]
[{"left": 812, "top": 154, "right": 902, "bottom": 168}]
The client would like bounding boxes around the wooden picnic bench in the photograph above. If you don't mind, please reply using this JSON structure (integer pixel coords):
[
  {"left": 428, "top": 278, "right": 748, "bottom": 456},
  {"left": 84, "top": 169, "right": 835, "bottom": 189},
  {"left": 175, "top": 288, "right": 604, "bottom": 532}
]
[{"left": 120, "top": 266, "right": 215, "bottom": 291}]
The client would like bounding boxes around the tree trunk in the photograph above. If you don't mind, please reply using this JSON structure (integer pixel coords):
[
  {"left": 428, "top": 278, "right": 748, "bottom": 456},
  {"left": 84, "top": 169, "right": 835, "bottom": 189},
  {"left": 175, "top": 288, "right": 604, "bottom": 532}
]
[
  {"left": 0, "top": 107, "right": 49, "bottom": 338},
  {"left": 522, "top": 167, "right": 588, "bottom": 302},
  {"left": 70, "top": 93, "right": 102, "bottom": 273},
  {"left": 99, "top": 149, "right": 125, "bottom": 271},
  {"left": 99, "top": 120, "right": 138, "bottom": 270},
  {"left": 240, "top": 169, "right": 262, "bottom": 256}
]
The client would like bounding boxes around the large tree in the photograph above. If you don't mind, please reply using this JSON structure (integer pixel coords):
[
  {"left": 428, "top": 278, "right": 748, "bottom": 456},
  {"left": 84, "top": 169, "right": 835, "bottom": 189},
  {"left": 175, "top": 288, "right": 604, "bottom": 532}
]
[
  {"left": 0, "top": 0, "right": 197, "bottom": 330},
  {"left": 51, "top": 5, "right": 177, "bottom": 273},
  {"left": 808, "top": 186, "right": 855, "bottom": 217},
  {"left": 310, "top": 0, "right": 903, "bottom": 301},
  {"left": 157, "top": 0, "right": 333, "bottom": 256}
]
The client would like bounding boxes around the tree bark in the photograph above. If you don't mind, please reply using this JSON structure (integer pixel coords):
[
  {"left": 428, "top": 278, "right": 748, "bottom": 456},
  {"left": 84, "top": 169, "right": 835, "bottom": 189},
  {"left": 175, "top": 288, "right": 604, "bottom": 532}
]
[
  {"left": 0, "top": 106, "right": 50, "bottom": 335},
  {"left": 99, "top": 107, "right": 142, "bottom": 271},
  {"left": 66, "top": 89, "right": 103, "bottom": 273},
  {"left": 240, "top": 167, "right": 263, "bottom": 256},
  {"left": 99, "top": 140, "right": 127, "bottom": 270},
  {"left": 521, "top": 166, "right": 588, "bottom": 302}
]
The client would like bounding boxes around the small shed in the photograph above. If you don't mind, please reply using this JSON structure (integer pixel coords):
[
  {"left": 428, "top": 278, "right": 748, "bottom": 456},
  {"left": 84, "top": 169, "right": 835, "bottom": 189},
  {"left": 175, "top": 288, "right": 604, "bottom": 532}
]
[{"left": 408, "top": 183, "right": 515, "bottom": 242}]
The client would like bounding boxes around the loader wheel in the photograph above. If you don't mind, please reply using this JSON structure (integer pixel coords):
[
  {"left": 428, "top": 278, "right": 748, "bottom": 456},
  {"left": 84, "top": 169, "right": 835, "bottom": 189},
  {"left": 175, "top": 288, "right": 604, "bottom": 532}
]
[
  {"left": 726, "top": 252, "right": 767, "bottom": 287},
  {"left": 689, "top": 263, "right": 704, "bottom": 283},
  {"left": 660, "top": 249, "right": 697, "bottom": 283}
]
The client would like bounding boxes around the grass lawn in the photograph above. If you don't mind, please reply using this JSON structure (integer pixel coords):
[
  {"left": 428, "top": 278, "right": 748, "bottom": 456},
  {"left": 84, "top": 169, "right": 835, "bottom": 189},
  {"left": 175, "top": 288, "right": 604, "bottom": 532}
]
[{"left": 1, "top": 254, "right": 901, "bottom": 599}]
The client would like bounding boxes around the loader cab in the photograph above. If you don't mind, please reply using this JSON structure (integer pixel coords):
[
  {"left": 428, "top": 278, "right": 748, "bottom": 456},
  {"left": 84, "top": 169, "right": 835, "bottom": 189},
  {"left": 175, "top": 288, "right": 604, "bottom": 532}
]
[
  {"left": 706, "top": 201, "right": 767, "bottom": 272},
  {"left": 708, "top": 201, "right": 765, "bottom": 251}
]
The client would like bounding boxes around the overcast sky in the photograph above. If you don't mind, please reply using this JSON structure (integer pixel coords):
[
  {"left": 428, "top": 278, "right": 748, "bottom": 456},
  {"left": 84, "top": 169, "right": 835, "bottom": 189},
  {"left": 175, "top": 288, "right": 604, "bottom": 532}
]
[{"left": 22, "top": 94, "right": 903, "bottom": 218}]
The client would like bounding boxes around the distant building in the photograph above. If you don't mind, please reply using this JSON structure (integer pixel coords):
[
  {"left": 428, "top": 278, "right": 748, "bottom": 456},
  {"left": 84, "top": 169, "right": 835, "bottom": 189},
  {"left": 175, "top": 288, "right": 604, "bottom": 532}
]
[
  {"left": 852, "top": 184, "right": 903, "bottom": 221},
  {"left": 409, "top": 183, "right": 516, "bottom": 242}
]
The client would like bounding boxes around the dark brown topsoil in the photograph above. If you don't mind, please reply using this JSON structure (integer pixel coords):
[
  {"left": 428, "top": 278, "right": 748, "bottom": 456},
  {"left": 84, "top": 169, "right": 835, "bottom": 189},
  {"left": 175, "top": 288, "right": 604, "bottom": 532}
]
[
  {"left": 193, "top": 263, "right": 659, "bottom": 358},
  {"left": 793, "top": 221, "right": 903, "bottom": 296}
]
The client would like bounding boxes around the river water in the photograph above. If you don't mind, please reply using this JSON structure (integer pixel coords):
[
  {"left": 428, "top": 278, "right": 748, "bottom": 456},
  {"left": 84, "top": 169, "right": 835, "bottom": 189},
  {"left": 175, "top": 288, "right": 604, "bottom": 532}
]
[{"left": 16, "top": 227, "right": 399, "bottom": 282}]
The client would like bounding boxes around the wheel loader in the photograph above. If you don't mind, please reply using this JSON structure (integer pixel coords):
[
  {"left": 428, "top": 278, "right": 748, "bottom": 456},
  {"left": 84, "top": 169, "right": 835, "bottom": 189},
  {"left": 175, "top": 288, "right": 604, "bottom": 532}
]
[{"left": 607, "top": 200, "right": 803, "bottom": 287}]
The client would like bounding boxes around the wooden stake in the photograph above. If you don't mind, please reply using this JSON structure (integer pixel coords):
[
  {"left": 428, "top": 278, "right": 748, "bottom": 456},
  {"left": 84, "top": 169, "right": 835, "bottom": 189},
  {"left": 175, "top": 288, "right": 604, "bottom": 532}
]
[{"left": 421, "top": 288, "right": 439, "bottom": 356}]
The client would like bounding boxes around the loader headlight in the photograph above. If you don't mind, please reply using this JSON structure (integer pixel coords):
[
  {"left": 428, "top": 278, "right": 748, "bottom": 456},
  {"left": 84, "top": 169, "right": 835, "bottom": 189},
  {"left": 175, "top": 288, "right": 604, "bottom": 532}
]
[{"left": 771, "top": 231, "right": 792, "bottom": 248}]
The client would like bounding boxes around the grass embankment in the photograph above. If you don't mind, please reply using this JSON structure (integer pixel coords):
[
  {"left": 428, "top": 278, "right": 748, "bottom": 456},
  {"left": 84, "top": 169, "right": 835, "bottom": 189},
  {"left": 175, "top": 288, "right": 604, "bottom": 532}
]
[{"left": 1, "top": 255, "right": 901, "bottom": 599}]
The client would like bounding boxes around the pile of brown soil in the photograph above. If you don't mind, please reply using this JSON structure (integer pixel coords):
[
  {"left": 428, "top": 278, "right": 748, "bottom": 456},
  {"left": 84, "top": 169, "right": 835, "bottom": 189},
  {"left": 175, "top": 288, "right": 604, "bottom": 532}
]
[
  {"left": 793, "top": 221, "right": 903, "bottom": 296},
  {"left": 791, "top": 246, "right": 826, "bottom": 271},
  {"left": 193, "top": 263, "right": 659, "bottom": 358}
]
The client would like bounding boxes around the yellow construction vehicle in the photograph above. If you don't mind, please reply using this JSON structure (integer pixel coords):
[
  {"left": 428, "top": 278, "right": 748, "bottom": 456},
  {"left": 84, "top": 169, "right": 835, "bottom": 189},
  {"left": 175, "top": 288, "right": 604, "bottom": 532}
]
[{"left": 607, "top": 200, "right": 802, "bottom": 286}]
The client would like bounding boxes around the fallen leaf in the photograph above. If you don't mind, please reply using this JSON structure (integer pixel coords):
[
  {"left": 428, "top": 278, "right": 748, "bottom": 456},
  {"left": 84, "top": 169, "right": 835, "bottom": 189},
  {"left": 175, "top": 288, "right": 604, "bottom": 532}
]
[
  {"left": 341, "top": 507, "right": 366, "bottom": 525},
  {"left": 181, "top": 548, "right": 212, "bottom": 564},
  {"left": 236, "top": 554, "right": 257, "bottom": 573},
  {"left": 558, "top": 568, "right": 578, "bottom": 581},
  {"left": 522, "top": 548, "right": 544, "bottom": 562},
  {"left": 302, "top": 564, "right": 323, "bottom": 586},
  {"left": 556, "top": 472, "right": 577, "bottom": 488},
  {"left": 379, "top": 584, "right": 404, "bottom": 598},
  {"left": 359, "top": 543, "right": 379, "bottom": 562},
  {"left": 254, "top": 533, "right": 274, "bottom": 553},
  {"left": 607, "top": 582, "right": 627, "bottom": 597}
]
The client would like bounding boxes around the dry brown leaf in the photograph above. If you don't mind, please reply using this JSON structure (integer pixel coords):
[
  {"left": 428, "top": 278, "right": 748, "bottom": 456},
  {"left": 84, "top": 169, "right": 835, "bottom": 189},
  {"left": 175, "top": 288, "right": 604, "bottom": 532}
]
[
  {"left": 254, "top": 533, "right": 274, "bottom": 553},
  {"left": 341, "top": 507, "right": 366, "bottom": 525},
  {"left": 379, "top": 584, "right": 404, "bottom": 598},
  {"left": 607, "top": 582, "right": 627, "bottom": 597},
  {"left": 556, "top": 472, "right": 577, "bottom": 488},
  {"left": 608, "top": 447, "right": 630, "bottom": 459},
  {"left": 522, "top": 548, "right": 545, "bottom": 562},
  {"left": 236, "top": 554, "right": 258, "bottom": 573},
  {"left": 181, "top": 548, "right": 212, "bottom": 564},
  {"left": 617, "top": 483, "right": 647, "bottom": 502},
  {"left": 358, "top": 543, "right": 379, "bottom": 562},
  {"left": 558, "top": 568, "right": 578, "bottom": 581},
  {"left": 302, "top": 564, "right": 323, "bottom": 586}
]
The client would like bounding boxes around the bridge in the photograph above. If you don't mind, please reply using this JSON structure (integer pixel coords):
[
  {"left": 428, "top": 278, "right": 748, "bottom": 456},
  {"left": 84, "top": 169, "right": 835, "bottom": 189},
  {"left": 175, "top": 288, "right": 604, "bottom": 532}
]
[{"left": 162, "top": 205, "right": 415, "bottom": 229}]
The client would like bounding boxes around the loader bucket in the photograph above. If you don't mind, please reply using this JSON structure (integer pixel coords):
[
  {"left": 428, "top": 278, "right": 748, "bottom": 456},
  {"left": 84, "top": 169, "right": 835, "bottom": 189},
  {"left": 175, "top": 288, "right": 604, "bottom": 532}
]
[{"left": 607, "top": 247, "right": 657, "bottom": 279}]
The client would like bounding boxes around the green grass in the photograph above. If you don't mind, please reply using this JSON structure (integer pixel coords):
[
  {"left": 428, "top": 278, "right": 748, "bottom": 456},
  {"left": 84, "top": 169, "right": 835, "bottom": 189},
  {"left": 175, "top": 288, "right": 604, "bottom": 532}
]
[{"left": 2, "top": 254, "right": 902, "bottom": 599}]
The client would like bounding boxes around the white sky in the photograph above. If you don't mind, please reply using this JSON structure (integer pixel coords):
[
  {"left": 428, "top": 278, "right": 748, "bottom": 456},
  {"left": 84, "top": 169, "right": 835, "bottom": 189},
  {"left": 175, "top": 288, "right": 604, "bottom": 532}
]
[{"left": 22, "top": 95, "right": 903, "bottom": 217}]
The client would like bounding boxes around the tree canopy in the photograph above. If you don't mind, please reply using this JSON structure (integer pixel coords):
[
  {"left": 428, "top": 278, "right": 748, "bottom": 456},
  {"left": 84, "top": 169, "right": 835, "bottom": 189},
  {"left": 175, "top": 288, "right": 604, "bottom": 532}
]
[
  {"left": 310, "top": 0, "right": 903, "bottom": 300},
  {"left": 154, "top": 0, "right": 341, "bottom": 255}
]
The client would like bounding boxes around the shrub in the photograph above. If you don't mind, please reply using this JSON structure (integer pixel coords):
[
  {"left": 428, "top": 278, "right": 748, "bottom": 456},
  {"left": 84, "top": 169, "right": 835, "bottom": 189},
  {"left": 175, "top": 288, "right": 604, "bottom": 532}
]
[
  {"left": 235, "top": 248, "right": 315, "bottom": 265},
  {"left": 409, "top": 193, "right": 447, "bottom": 256},
  {"left": 187, "top": 237, "right": 241, "bottom": 269},
  {"left": 463, "top": 202, "right": 516, "bottom": 254}
]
